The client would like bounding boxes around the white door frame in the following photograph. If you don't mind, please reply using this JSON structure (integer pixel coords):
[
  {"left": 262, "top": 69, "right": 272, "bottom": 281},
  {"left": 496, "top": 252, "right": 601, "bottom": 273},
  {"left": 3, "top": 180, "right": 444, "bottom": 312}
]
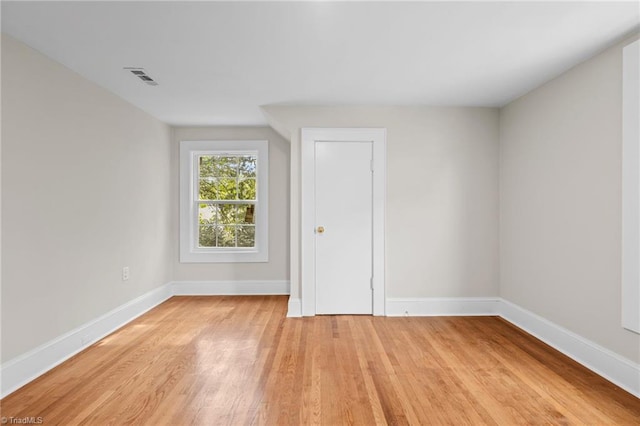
[{"left": 301, "top": 128, "right": 386, "bottom": 316}]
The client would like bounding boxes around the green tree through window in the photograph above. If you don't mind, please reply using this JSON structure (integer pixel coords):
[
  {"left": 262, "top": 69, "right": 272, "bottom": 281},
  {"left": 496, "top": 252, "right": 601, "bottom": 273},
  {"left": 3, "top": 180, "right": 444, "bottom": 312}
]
[{"left": 198, "top": 155, "right": 257, "bottom": 248}]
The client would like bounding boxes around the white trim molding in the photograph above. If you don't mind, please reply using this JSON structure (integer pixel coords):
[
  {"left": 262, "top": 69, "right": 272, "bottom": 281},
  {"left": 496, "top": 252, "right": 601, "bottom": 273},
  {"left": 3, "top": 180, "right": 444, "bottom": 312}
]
[
  {"left": 179, "top": 140, "right": 269, "bottom": 263},
  {"left": 1, "top": 280, "right": 291, "bottom": 398},
  {"left": 499, "top": 299, "right": 640, "bottom": 398},
  {"left": 386, "top": 296, "right": 640, "bottom": 397},
  {"left": 386, "top": 297, "right": 500, "bottom": 317},
  {"left": 3, "top": 291, "right": 637, "bottom": 401},
  {"left": 1, "top": 283, "right": 173, "bottom": 399},
  {"left": 287, "top": 297, "right": 302, "bottom": 318},
  {"left": 301, "top": 128, "right": 387, "bottom": 316},
  {"left": 171, "top": 280, "right": 290, "bottom": 296}
]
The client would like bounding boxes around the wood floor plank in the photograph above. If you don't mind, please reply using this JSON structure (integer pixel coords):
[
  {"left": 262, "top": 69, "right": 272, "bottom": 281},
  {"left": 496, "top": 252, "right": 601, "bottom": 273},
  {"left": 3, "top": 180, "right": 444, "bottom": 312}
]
[{"left": 1, "top": 296, "right": 639, "bottom": 425}]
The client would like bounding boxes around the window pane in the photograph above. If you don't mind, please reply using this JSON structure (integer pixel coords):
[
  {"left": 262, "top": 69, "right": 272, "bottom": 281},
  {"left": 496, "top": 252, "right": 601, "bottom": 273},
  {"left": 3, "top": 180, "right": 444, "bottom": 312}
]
[
  {"left": 218, "top": 226, "right": 236, "bottom": 247},
  {"left": 191, "top": 150, "right": 262, "bottom": 251},
  {"left": 199, "top": 156, "right": 216, "bottom": 178},
  {"left": 237, "top": 204, "right": 255, "bottom": 224},
  {"left": 199, "top": 155, "right": 238, "bottom": 179},
  {"left": 212, "top": 156, "right": 237, "bottom": 177},
  {"left": 199, "top": 177, "right": 218, "bottom": 200},
  {"left": 238, "top": 226, "right": 255, "bottom": 247},
  {"left": 199, "top": 205, "right": 218, "bottom": 247},
  {"left": 217, "top": 178, "right": 238, "bottom": 200},
  {"left": 218, "top": 204, "right": 237, "bottom": 225},
  {"left": 238, "top": 179, "right": 256, "bottom": 200},
  {"left": 198, "top": 204, "right": 255, "bottom": 248},
  {"left": 199, "top": 224, "right": 218, "bottom": 247},
  {"left": 198, "top": 204, "right": 218, "bottom": 225},
  {"left": 239, "top": 156, "right": 257, "bottom": 178}
]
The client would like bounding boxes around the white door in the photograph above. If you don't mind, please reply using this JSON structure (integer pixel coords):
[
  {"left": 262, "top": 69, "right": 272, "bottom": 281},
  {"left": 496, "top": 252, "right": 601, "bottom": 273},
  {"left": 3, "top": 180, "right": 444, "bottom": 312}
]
[
  {"left": 314, "top": 141, "right": 373, "bottom": 314},
  {"left": 300, "top": 127, "right": 386, "bottom": 317}
]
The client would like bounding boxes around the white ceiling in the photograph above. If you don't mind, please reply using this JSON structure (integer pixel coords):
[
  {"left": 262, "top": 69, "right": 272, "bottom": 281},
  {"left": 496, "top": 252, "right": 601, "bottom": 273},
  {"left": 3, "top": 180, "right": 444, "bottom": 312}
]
[{"left": 2, "top": 1, "right": 639, "bottom": 126}]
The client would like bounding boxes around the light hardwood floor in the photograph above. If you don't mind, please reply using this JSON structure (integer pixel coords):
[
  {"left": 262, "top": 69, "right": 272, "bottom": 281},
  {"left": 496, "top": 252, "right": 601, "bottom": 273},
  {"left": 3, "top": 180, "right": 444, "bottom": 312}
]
[{"left": 1, "top": 296, "right": 639, "bottom": 425}]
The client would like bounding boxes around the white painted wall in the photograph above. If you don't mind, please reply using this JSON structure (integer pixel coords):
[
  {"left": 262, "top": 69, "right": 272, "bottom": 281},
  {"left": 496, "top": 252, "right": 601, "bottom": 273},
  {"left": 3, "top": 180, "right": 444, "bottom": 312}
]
[
  {"left": 500, "top": 34, "right": 640, "bottom": 363},
  {"left": 0, "top": 28, "right": 4, "bottom": 369},
  {"left": 171, "top": 127, "right": 289, "bottom": 282},
  {"left": 1, "top": 35, "right": 173, "bottom": 362},
  {"left": 622, "top": 39, "right": 640, "bottom": 334},
  {"left": 262, "top": 106, "right": 500, "bottom": 301}
]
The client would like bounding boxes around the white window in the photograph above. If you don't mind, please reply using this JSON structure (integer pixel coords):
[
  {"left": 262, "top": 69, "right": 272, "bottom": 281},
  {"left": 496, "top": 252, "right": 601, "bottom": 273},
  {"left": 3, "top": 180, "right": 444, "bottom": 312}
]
[{"left": 180, "top": 140, "right": 268, "bottom": 263}]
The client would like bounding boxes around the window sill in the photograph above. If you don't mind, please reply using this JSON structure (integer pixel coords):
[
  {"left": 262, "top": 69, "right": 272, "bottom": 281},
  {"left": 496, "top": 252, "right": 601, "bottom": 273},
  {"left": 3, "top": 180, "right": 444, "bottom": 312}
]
[{"left": 180, "top": 250, "right": 269, "bottom": 263}]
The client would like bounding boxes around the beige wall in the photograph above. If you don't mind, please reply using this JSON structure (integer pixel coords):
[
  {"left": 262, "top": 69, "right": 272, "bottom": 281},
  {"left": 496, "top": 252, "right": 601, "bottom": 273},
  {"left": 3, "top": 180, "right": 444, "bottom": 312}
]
[
  {"left": 262, "top": 106, "right": 500, "bottom": 300},
  {"left": 4, "top": 21, "right": 636, "bottom": 379},
  {"left": 171, "top": 127, "right": 290, "bottom": 282},
  {"left": 1, "top": 35, "right": 173, "bottom": 362},
  {"left": 500, "top": 34, "right": 640, "bottom": 362}
]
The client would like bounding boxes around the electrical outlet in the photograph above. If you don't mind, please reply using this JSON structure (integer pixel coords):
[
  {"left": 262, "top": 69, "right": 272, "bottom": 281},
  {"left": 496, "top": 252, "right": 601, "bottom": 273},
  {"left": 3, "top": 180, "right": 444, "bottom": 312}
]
[{"left": 122, "top": 266, "right": 130, "bottom": 281}]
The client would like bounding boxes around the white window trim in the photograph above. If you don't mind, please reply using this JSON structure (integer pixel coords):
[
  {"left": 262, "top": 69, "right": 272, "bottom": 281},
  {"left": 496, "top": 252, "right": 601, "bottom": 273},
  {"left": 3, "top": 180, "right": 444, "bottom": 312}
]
[{"left": 180, "top": 140, "right": 269, "bottom": 263}]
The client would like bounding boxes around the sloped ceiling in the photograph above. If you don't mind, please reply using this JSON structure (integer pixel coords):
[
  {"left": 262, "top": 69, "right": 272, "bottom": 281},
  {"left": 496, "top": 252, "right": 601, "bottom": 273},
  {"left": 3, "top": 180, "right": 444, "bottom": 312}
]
[{"left": 2, "top": 1, "right": 638, "bottom": 126}]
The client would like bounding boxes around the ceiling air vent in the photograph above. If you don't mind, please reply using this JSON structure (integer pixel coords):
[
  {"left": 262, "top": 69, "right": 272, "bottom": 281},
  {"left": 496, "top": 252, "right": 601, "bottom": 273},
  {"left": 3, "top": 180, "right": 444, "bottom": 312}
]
[{"left": 124, "top": 67, "right": 158, "bottom": 86}]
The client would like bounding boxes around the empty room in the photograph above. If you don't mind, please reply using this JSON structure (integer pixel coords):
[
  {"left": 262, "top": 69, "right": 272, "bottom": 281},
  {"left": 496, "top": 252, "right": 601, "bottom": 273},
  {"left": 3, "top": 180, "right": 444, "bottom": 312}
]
[{"left": 1, "top": 1, "right": 639, "bottom": 424}]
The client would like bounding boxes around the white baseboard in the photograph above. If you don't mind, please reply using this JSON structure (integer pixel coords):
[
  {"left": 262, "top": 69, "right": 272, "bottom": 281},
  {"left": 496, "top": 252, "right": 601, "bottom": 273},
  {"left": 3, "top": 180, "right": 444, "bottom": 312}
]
[
  {"left": 386, "top": 297, "right": 500, "bottom": 316},
  {"left": 171, "top": 280, "right": 290, "bottom": 296},
  {"left": 0, "top": 283, "right": 173, "bottom": 399},
  {"left": 386, "top": 296, "right": 639, "bottom": 398},
  {"left": 499, "top": 299, "right": 640, "bottom": 398},
  {"left": 287, "top": 297, "right": 302, "bottom": 317},
  {"left": 1, "top": 280, "right": 290, "bottom": 398},
  {"left": 3, "top": 290, "right": 638, "bottom": 401}
]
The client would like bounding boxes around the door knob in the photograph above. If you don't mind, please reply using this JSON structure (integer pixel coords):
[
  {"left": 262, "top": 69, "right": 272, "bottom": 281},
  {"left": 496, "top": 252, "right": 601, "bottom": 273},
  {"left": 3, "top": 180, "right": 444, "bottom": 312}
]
[{"left": 316, "top": 226, "right": 325, "bottom": 234}]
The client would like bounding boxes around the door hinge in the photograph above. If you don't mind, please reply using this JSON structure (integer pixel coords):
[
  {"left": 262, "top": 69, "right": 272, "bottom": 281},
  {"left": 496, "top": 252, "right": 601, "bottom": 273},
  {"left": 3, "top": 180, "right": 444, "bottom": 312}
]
[
  {"left": 370, "top": 160, "right": 374, "bottom": 172},
  {"left": 370, "top": 277, "right": 374, "bottom": 290}
]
